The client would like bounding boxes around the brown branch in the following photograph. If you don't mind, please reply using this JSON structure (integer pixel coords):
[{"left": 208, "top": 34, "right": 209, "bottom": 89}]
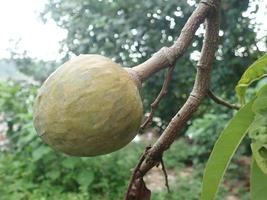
[
  {"left": 140, "top": 9, "right": 219, "bottom": 175},
  {"left": 139, "top": 0, "right": 220, "bottom": 174},
  {"left": 207, "top": 89, "right": 240, "bottom": 110},
  {"left": 125, "top": 145, "right": 151, "bottom": 199},
  {"left": 131, "top": 1, "right": 212, "bottom": 83},
  {"left": 125, "top": 0, "right": 220, "bottom": 199},
  {"left": 141, "top": 66, "right": 175, "bottom": 129}
]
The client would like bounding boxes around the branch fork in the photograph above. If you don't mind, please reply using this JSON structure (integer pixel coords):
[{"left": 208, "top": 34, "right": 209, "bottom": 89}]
[{"left": 125, "top": 0, "right": 221, "bottom": 199}]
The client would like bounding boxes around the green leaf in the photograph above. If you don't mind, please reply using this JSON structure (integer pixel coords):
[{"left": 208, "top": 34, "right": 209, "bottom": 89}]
[
  {"left": 236, "top": 54, "right": 267, "bottom": 105},
  {"left": 201, "top": 100, "right": 255, "bottom": 200},
  {"left": 248, "top": 115, "right": 267, "bottom": 144},
  {"left": 75, "top": 170, "right": 94, "bottom": 187},
  {"left": 249, "top": 86, "right": 267, "bottom": 175},
  {"left": 256, "top": 84, "right": 267, "bottom": 97},
  {"left": 252, "top": 84, "right": 267, "bottom": 115},
  {"left": 32, "top": 146, "right": 51, "bottom": 161},
  {"left": 251, "top": 158, "right": 267, "bottom": 200},
  {"left": 252, "top": 97, "right": 267, "bottom": 116},
  {"left": 46, "top": 170, "right": 60, "bottom": 180},
  {"left": 62, "top": 158, "right": 80, "bottom": 170},
  {"left": 251, "top": 142, "right": 267, "bottom": 175}
]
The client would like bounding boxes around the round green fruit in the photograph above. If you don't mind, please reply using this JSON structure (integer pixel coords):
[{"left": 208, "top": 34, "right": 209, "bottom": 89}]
[{"left": 33, "top": 54, "right": 143, "bottom": 156}]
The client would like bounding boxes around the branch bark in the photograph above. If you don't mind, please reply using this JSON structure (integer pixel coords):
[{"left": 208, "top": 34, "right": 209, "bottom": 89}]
[
  {"left": 131, "top": 1, "right": 212, "bottom": 83},
  {"left": 125, "top": 0, "right": 220, "bottom": 199},
  {"left": 140, "top": 0, "right": 219, "bottom": 175}
]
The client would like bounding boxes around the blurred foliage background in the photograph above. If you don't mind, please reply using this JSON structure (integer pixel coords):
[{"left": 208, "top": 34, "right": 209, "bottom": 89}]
[{"left": 0, "top": 0, "right": 266, "bottom": 199}]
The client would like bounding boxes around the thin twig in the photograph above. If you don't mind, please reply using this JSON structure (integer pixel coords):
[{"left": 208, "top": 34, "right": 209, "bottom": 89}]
[
  {"left": 141, "top": 66, "right": 175, "bottom": 129},
  {"left": 160, "top": 157, "right": 170, "bottom": 192},
  {"left": 207, "top": 89, "right": 240, "bottom": 110}
]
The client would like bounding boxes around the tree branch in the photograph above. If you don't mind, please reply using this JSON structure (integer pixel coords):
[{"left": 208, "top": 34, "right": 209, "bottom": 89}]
[
  {"left": 207, "top": 89, "right": 240, "bottom": 110},
  {"left": 125, "top": 145, "right": 151, "bottom": 198},
  {"left": 130, "top": 1, "right": 212, "bottom": 83},
  {"left": 125, "top": 0, "right": 220, "bottom": 199},
  {"left": 140, "top": 0, "right": 219, "bottom": 175}
]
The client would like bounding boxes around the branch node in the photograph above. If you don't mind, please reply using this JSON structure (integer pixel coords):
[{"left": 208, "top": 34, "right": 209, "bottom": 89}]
[
  {"left": 161, "top": 47, "right": 177, "bottom": 66},
  {"left": 125, "top": 0, "right": 220, "bottom": 198},
  {"left": 189, "top": 93, "right": 201, "bottom": 101}
]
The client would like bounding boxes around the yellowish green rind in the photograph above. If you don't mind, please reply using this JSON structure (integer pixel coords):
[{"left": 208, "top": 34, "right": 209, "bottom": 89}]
[{"left": 33, "top": 54, "right": 143, "bottom": 157}]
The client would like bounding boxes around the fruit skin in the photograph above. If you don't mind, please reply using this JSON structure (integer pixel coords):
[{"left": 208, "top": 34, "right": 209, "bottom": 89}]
[{"left": 33, "top": 54, "right": 143, "bottom": 156}]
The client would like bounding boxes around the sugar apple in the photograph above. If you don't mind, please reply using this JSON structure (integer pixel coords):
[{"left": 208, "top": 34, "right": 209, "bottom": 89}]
[{"left": 33, "top": 54, "right": 143, "bottom": 156}]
